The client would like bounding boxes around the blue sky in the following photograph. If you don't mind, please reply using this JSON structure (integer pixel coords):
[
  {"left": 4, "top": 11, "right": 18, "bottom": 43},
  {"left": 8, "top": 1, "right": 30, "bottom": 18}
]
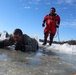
[{"left": 0, "top": 0, "right": 76, "bottom": 41}]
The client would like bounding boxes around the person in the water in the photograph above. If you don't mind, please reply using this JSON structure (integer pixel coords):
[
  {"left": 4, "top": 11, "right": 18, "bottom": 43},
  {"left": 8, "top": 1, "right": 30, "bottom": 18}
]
[{"left": 0, "top": 28, "right": 39, "bottom": 52}]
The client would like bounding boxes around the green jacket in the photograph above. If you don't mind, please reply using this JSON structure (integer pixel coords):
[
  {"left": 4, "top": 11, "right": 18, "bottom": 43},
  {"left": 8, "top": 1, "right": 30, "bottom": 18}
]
[{"left": 0, "top": 34, "right": 39, "bottom": 52}]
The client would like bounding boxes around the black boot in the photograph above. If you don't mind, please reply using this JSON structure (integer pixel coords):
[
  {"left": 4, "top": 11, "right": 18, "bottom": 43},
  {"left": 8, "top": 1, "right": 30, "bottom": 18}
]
[
  {"left": 49, "top": 42, "right": 52, "bottom": 46},
  {"left": 42, "top": 39, "right": 47, "bottom": 45},
  {"left": 43, "top": 32, "right": 48, "bottom": 45},
  {"left": 42, "top": 42, "right": 46, "bottom": 45},
  {"left": 49, "top": 33, "right": 54, "bottom": 46}
]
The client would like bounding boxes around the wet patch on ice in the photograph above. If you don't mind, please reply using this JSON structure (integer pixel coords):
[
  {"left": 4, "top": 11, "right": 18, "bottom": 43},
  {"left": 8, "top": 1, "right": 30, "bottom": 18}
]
[
  {"left": 0, "top": 48, "right": 76, "bottom": 75},
  {"left": 0, "top": 49, "right": 59, "bottom": 67}
]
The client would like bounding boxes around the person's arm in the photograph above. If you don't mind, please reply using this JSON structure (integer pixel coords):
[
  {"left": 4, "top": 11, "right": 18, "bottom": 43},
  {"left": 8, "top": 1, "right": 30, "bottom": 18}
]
[
  {"left": 42, "top": 15, "right": 48, "bottom": 27},
  {"left": 0, "top": 37, "right": 14, "bottom": 48},
  {"left": 0, "top": 41, "right": 5, "bottom": 48}
]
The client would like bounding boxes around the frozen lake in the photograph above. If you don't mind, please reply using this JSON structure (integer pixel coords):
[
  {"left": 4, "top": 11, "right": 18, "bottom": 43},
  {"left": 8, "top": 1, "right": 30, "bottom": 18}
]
[{"left": 0, "top": 48, "right": 76, "bottom": 75}]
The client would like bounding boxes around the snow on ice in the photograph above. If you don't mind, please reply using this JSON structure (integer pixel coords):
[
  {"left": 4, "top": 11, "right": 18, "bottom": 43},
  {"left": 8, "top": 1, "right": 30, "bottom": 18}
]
[{"left": 0, "top": 32, "right": 76, "bottom": 55}]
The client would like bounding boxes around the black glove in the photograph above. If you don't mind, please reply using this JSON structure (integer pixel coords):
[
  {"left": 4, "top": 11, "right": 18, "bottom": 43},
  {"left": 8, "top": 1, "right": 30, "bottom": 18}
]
[
  {"left": 56, "top": 24, "right": 59, "bottom": 28},
  {"left": 42, "top": 23, "right": 45, "bottom": 27},
  {"left": 14, "top": 43, "right": 25, "bottom": 52},
  {"left": 56, "top": 25, "right": 59, "bottom": 28}
]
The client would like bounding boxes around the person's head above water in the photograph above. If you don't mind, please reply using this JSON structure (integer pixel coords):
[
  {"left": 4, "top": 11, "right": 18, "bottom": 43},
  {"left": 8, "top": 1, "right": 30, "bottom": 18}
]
[{"left": 12, "top": 29, "right": 23, "bottom": 42}]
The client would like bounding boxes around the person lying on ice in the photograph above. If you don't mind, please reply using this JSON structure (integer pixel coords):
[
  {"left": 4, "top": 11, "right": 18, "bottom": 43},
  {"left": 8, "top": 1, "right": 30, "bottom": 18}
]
[
  {"left": 0, "top": 29, "right": 39, "bottom": 52},
  {"left": 42, "top": 7, "right": 60, "bottom": 45}
]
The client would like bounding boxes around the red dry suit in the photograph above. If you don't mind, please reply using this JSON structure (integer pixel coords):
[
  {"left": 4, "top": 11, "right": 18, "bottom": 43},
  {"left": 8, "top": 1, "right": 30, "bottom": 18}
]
[{"left": 43, "top": 14, "right": 60, "bottom": 35}]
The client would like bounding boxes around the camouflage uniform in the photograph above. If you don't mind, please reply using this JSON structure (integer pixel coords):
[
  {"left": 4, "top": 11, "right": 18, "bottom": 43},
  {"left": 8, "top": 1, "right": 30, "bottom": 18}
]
[{"left": 0, "top": 34, "right": 39, "bottom": 52}]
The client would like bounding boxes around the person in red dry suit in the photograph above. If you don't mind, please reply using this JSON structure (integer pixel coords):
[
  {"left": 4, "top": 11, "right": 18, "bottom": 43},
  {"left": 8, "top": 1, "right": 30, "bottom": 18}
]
[{"left": 42, "top": 7, "right": 60, "bottom": 45}]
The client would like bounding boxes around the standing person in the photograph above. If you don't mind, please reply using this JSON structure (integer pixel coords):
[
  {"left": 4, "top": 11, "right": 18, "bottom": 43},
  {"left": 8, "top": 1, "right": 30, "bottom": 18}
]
[
  {"left": 42, "top": 7, "right": 60, "bottom": 45},
  {"left": 0, "top": 29, "right": 39, "bottom": 52}
]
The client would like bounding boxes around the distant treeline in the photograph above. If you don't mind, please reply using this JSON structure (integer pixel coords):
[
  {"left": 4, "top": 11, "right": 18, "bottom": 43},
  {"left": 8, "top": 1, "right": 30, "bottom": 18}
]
[{"left": 39, "top": 39, "right": 76, "bottom": 45}]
